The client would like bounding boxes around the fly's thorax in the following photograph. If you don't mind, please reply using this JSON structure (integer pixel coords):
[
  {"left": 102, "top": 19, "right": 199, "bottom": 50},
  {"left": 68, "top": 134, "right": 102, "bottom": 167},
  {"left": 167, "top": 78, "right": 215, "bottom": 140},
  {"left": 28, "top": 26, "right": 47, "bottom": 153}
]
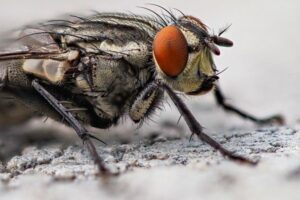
[
  {"left": 75, "top": 55, "right": 152, "bottom": 120},
  {"left": 76, "top": 40, "right": 150, "bottom": 68}
]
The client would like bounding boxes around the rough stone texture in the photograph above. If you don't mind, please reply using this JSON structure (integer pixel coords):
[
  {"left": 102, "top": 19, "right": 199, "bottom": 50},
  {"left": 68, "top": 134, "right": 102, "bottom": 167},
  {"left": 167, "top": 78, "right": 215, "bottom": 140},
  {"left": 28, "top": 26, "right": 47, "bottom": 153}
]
[{"left": 1, "top": 124, "right": 300, "bottom": 200}]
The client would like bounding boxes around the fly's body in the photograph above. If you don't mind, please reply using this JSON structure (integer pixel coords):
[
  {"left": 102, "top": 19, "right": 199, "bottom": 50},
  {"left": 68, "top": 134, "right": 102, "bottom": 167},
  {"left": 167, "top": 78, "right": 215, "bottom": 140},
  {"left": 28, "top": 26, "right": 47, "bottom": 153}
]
[
  {"left": 0, "top": 13, "right": 163, "bottom": 128},
  {"left": 0, "top": 7, "right": 284, "bottom": 175}
]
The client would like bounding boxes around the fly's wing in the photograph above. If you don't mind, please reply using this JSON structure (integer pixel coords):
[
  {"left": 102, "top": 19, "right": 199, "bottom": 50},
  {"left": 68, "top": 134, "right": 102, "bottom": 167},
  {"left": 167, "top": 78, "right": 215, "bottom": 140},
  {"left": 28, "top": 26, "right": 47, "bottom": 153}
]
[
  {"left": 0, "top": 27, "right": 80, "bottom": 85},
  {"left": 0, "top": 28, "right": 61, "bottom": 60},
  {"left": 0, "top": 28, "right": 62, "bottom": 127}
]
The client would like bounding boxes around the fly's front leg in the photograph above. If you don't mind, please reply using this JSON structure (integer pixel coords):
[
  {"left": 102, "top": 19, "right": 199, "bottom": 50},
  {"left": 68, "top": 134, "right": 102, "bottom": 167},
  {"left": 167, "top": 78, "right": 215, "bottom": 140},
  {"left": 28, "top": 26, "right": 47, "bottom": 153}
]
[
  {"left": 129, "top": 82, "right": 163, "bottom": 123},
  {"left": 32, "top": 80, "right": 113, "bottom": 176},
  {"left": 214, "top": 85, "right": 284, "bottom": 125},
  {"left": 160, "top": 82, "right": 257, "bottom": 165}
]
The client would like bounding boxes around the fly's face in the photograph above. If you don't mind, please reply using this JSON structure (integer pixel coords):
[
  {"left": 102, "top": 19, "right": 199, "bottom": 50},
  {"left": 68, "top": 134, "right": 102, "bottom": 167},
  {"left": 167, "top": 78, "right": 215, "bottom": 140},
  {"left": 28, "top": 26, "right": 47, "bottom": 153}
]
[{"left": 153, "top": 16, "right": 233, "bottom": 95}]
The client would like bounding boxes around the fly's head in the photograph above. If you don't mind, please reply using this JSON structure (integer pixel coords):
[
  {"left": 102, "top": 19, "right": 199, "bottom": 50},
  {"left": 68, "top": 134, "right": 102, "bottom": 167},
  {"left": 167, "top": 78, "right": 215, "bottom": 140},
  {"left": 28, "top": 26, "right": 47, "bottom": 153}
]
[{"left": 153, "top": 16, "right": 233, "bottom": 95}]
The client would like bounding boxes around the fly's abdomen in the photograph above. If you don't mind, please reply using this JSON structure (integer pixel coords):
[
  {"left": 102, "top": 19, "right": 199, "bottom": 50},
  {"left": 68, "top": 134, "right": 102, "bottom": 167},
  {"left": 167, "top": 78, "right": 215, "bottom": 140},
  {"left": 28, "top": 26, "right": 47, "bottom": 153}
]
[
  {"left": 2, "top": 59, "right": 31, "bottom": 88},
  {"left": 0, "top": 60, "right": 37, "bottom": 127}
]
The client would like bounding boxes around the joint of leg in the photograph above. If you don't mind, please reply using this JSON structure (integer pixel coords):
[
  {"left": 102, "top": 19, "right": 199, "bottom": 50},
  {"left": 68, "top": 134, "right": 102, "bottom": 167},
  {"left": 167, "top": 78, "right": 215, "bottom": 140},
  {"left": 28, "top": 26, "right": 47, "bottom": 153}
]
[
  {"left": 214, "top": 89, "right": 225, "bottom": 105},
  {"left": 129, "top": 82, "right": 163, "bottom": 123}
]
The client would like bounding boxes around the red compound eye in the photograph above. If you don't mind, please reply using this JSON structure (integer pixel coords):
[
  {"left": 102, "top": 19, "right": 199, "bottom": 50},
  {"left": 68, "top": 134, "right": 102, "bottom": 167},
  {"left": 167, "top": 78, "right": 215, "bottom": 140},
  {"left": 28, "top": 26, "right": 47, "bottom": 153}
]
[{"left": 153, "top": 26, "right": 188, "bottom": 77}]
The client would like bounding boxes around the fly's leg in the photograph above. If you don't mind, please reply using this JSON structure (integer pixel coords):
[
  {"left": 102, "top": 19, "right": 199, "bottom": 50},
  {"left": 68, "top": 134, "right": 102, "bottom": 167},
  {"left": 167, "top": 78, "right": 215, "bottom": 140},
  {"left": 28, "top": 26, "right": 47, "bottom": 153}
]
[
  {"left": 129, "top": 82, "right": 163, "bottom": 123},
  {"left": 32, "top": 80, "right": 112, "bottom": 176},
  {"left": 214, "top": 85, "right": 284, "bottom": 125},
  {"left": 161, "top": 82, "right": 257, "bottom": 165},
  {"left": 133, "top": 81, "right": 256, "bottom": 165}
]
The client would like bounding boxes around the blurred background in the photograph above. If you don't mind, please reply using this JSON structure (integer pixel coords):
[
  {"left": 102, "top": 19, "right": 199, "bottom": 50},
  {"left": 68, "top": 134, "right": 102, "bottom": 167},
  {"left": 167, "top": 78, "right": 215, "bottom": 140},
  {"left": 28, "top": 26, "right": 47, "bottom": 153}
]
[{"left": 0, "top": 0, "right": 299, "bottom": 136}]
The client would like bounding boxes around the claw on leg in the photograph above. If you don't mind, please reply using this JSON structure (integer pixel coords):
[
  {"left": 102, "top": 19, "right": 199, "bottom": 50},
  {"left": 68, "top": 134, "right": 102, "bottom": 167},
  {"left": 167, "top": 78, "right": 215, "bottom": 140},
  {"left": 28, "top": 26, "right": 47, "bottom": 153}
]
[
  {"left": 214, "top": 85, "right": 285, "bottom": 126},
  {"left": 32, "top": 80, "right": 116, "bottom": 175},
  {"left": 162, "top": 82, "right": 256, "bottom": 165},
  {"left": 259, "top": 114, "right": 285, "bottom": 125}
]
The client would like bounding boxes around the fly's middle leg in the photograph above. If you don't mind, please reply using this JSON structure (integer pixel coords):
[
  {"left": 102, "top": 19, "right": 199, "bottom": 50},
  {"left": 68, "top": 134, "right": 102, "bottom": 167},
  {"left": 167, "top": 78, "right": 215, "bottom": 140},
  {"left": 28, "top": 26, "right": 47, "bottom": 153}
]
[
  {"left": 32, "top": 80, "right": 114, "bottom": 176},
  {"left": 213, "top": 85, "right": 285, "bottom": 125}
]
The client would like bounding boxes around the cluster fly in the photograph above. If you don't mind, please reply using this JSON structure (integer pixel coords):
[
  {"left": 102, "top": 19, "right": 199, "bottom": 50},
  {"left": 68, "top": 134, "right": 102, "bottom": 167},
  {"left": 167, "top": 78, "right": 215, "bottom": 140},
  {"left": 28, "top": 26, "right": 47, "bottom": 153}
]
[{"left": 0, "top": 5, "right": 284, "bottom": 175}]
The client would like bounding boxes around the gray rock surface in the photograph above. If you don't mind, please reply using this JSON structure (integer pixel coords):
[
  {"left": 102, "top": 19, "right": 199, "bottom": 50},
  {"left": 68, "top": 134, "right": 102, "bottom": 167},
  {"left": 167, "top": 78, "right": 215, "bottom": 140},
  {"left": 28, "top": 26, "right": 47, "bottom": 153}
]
[{"left": 1, "top": 124, "right": 300, "bottom": 200}]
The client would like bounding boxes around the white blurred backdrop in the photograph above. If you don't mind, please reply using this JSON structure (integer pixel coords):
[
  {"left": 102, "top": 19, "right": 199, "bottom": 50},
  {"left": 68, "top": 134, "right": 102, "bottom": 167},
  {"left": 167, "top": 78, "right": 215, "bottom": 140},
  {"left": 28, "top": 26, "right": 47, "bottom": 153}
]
[{"left": 0, "top": 0, "right": 299, "bottom": 133}]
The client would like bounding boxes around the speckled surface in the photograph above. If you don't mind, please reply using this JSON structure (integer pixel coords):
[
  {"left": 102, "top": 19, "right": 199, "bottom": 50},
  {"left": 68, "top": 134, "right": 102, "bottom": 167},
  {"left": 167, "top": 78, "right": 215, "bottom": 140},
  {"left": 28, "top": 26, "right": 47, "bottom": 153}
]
[{"left": 1, "top": 124, "right": 300, "bottom": 200}]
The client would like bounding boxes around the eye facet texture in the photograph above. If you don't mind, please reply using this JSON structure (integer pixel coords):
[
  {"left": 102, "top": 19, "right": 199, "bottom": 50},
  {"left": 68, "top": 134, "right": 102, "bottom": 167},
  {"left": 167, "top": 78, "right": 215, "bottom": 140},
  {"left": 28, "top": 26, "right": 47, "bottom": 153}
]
[{"left": 153, "top": 26, "right": 188, "bottom": 77}]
